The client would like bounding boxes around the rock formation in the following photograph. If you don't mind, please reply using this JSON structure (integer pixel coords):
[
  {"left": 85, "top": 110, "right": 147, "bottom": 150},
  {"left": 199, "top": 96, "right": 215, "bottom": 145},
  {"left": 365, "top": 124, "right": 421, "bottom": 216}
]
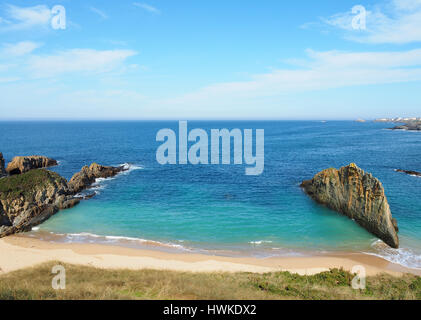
[
  {"left": 395, "top": 169, "right": 421, "bottom": 177},
  {"left": 68, "top": 163, "right": 128, "bottom": 193},
  {"left": 301, "top": 163, "right": 399, "bottom": 248},
  {"left": 0, "top": 169, "right": 79, "bottom": 237},
  {"left": 6, "top": 156, "right": 58, "bottom": 175},
  {"left": 0, "top": 153, "right": 5, "bottom": 178},
  {"left": 0, "top": 160, "right": 127, "bottom": 238}
]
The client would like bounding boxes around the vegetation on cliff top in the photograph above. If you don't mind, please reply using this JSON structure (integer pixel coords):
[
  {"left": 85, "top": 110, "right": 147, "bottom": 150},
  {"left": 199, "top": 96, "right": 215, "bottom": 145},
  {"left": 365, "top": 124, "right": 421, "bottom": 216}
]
[
  {"left": 0, "top": 169, "right": 66, "bottom": 199},
  {"left": 0, "top": 262, "right": 420, "bottom": 300}
]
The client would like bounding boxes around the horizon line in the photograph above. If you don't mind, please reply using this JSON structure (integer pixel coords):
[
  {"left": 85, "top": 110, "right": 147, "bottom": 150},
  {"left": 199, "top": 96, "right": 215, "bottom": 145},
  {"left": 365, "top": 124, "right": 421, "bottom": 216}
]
[{"left": 0, "top": 118, "right": 383, "bottom": 122}]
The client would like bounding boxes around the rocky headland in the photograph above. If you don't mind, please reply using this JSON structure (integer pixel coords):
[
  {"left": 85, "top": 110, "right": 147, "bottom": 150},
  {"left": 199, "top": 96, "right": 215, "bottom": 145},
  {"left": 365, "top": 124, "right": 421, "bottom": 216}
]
[
  {"left": 301, "top": 163, "right": 399, "bottom": 248},
  {"left": 390, "top": 121, "right": 421, "bottom": 131},
  {"left": 374, "top": 117, "right": 421, "bottom": 131},
  {"left": 0, "top": 169, "right": 78, "bottom": 237},
  {"left": 6, "top": 156, "right": 58, "bottom": 175},
  {"left": 0, "top": 154, "right": 128, "bottom": 238}
]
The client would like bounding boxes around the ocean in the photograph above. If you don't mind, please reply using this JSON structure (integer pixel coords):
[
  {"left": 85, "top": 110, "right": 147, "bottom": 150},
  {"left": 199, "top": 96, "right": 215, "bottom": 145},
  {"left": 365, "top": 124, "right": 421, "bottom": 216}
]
[{"left": 1, "top": 120, "right": 420, "bottom": 269}]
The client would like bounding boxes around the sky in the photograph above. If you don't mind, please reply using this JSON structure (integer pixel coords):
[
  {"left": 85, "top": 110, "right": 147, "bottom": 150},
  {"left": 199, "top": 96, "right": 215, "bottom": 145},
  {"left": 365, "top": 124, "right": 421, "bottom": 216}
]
[{"left": 0, "top": 0, "right": 420, "bottom": 120}]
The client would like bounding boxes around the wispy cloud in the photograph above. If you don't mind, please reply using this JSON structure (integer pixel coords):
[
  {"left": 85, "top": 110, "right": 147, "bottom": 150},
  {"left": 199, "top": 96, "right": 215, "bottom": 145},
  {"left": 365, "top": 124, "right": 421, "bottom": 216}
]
[
  {"left": 163, "top": 48, "right": 421, "bottom": 108},
  {"left": 0, "top": 4, "right": 51, "bottom": 31},
  {"left": 27, "top": 49, "right": 137, "bottom": 78},
  {"left": 0, "top": 41, "right": 42, "bottom": 57},
  {"left": 322, "top": 0, "right": 421, "bottom": 44},
  {"left": 133, "top": 2, "right": 160, "bottom": 14},
  {"left": 89, "top": 6, "right": 108, "bottom": 20}
]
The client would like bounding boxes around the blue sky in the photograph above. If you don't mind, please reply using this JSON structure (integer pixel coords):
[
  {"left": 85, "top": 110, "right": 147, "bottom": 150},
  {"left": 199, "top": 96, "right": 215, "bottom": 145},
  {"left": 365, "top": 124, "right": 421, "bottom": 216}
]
[{"left": 0, "top": 0, "right": 420, "bottom": 120}]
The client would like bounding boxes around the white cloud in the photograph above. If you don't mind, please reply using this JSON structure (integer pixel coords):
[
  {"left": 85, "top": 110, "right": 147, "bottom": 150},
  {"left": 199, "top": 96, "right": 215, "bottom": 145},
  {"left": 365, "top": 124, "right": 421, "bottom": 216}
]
[
  {"left": 163, "top": 48, "right": 421, "bottom": 107},
  {"left": 0, "top": 41, "right": 41, "bottom": 57},
  {"left": 0, "top": 77, "right": 20, "bottom": 83},
  {"left": 89, "top": 7, "right": 108, "bottom": 20},
  {"left": 393, "top": 0, "right": 421, "bottom": 10},
  {"left": 133, "top": 2, "right": 160, "bottom": 14},
  {"left": 0, "top": 4, "right": 51, "bottom": 31},
  {"left": 28, "top": 49, "right": 137, "bottom": 78},
  {"left": 322, "top": 0, "right": 421, "bottom": 44}
]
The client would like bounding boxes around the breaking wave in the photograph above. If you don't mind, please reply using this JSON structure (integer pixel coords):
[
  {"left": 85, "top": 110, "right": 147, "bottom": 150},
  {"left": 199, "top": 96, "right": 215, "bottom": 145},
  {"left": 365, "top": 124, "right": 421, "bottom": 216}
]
[{"left": 365, "top": 240, "right": 421, "bottom": 270}]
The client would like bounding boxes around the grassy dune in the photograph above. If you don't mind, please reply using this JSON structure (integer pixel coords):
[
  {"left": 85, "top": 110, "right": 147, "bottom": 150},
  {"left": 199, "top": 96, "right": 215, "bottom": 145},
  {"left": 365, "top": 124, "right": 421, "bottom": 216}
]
[{"left": 0, "top": 262, "right": 420, "bottom": 300}]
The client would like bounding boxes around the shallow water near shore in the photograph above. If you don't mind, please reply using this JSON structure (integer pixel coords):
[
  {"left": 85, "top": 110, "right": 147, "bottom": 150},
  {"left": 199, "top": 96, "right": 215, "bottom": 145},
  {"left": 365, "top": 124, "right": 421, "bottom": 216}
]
[{"left": 1, "top": 121, "right": 420, "bottom": 269}]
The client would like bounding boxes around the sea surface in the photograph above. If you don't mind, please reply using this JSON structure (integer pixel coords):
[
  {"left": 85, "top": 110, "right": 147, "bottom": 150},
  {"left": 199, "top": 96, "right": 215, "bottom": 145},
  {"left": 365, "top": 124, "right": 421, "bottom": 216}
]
[{"left": 0, "top": 121, "right": 420, "bottom": 269}]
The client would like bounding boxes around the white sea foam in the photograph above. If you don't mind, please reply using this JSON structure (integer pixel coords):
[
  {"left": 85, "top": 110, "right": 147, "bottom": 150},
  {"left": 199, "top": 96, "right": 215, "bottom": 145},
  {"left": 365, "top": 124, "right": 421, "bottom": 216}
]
[
  {"left": 63, "top": 232, "right": 190, "bottom": 251},
  {"left": 364, "top": 240, "right": 421, "bottom": 270},
  {"left": 119, "top": 163, "right": 144, "bottom": 174},
  {"left": 87, "top": 163, "right": 144, "bottom": 191},
  {"left": 249, "top": 240, "right": 273, "bottom": 245}
]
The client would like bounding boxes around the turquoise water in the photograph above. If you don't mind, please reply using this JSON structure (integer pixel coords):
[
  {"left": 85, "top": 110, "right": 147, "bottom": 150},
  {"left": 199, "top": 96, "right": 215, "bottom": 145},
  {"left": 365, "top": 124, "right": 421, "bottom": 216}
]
[{"left": 0, "top": 121, "right": 420, "bottom": 268}]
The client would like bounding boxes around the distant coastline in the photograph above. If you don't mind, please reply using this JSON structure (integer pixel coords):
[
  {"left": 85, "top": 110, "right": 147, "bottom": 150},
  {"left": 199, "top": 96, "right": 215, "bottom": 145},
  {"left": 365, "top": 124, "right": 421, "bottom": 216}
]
[{"left": 373, "top": 117, "right": 421, "bottom": 131}]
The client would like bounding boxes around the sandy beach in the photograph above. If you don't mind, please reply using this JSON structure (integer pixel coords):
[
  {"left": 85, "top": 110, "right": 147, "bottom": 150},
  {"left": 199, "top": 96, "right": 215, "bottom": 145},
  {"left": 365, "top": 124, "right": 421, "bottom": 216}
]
[{"left": 1, "top": 235, "right": 420, "bottom": 276}]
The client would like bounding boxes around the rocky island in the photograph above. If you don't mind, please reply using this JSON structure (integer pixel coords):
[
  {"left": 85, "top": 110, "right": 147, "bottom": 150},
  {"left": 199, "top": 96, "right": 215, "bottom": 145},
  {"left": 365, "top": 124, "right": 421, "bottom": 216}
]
[
  {"left": 0, "top": 153, "right": 128, "bottom": 238},
  {"left": 301, "top": 163, "right": 399, "bottom": 248}
]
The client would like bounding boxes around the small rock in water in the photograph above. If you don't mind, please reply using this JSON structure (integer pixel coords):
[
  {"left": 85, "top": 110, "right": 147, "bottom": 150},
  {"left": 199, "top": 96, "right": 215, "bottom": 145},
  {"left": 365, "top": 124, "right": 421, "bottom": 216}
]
[{"left": 395, "top": 169, "right": 421, "bottom": 177}]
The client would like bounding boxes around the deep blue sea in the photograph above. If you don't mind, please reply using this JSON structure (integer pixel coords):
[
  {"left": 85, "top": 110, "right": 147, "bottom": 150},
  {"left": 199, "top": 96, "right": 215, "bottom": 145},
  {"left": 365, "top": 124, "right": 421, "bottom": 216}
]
[{"left": 1, "top": 121, "right": 420, "bottom": 268}]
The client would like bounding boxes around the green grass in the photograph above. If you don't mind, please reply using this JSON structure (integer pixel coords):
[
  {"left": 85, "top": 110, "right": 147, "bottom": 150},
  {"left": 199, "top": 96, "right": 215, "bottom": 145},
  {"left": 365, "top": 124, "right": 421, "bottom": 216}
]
[
  {"left": 0, "top": 169, "right": 66, "bottom": 199},
  {"left": 0, "top": 262, "right": 419, "bottom": 300}
]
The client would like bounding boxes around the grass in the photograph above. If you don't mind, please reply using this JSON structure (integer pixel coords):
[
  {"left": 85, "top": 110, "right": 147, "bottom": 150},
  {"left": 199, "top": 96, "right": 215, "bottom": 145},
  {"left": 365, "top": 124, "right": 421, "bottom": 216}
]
[
  {"left": 0, "top": 262, "right": 420, "bottom": 300},
  {"left": 0, "top": 169, "right": 66, "bottom": 199}
]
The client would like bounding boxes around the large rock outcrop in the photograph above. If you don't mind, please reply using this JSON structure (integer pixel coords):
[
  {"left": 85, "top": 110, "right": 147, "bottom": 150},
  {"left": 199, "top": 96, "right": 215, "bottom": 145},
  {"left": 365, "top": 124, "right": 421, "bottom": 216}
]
[
  {"left": 0, "top": 161, "right": 128, "bottom": 238},
  {"left": 68, "top": 163, "right": 127, "bottom": 193},
  {"left": 0, "top": 153, "right": 5, "bottom": 178},
  {"left": 6, "top": 156, "right": 58, "bottom": 175},
  {"left": 0, "top": 169, "right": 79, "bottom": 237},
  {"left": 301, "top": 163, "right": 399, "bottom": 248}
]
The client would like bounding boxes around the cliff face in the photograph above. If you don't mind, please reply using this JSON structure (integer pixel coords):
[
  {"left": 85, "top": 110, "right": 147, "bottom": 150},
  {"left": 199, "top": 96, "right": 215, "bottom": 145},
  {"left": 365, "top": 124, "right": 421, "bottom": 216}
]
[
  {"left": 6, "top": 156, "right": 58, "bottom": 175},
  {"left": 0, "top": 153, "right": 5, "bottom": 178},
  {"left": 0, "top": 169, "right": 79, "bottom": 237},
  {"left": 301, "top": 163, "right": 399, "bottom": 248}
]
